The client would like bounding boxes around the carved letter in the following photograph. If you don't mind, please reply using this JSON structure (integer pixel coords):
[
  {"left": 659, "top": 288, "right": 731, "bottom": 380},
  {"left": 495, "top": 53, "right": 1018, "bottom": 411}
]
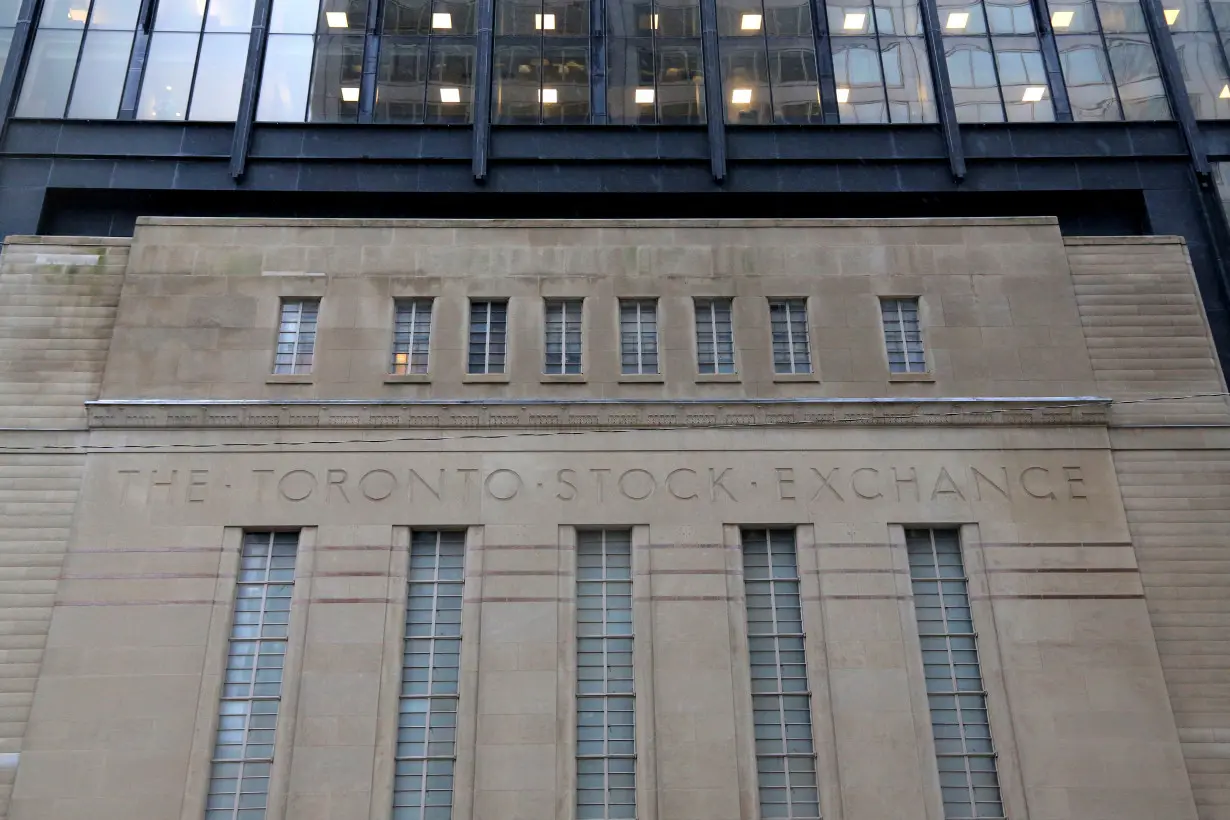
[
  {"left": 278, "top": 470, "right": 316, "bottom": 502},
  {"left": 485, "top": 469, "right": 522, "bottom": 501},
  {"left": 326, "top": 469, "right": 350, "bottom": 502},
  {"left": 457, "top": 469, "right": 478, "bottom": 501},
  {"left": 666, "top": 468, "right": 698, "bottom": 500},
  {"left": 776, "top": 468, "right": 796, "bottom": 501},
  {"left": 931, "top": 467, "right": 966, "bottom": 501},
  {"left": 590, "top": 469, "right": 611, "bottom": 502},
  {"left": 150, "top": 469, "right": 177, "bottom": 502},
  {"left": 1063, "top": 466, "right": 1087, "bottom": 499},
  {"left": 409, "top": 469, "right": 443, "bottom": 501},
  {"left": 851, "top": 467, "right": 882, "bottom": 499},
  {"left": 710, "top": 468, "right": 736, "bottom": 502},
  {"left": 252, "top": 469, "right": 275, "bottom": 503},
  {"left": 1020, "top": 467, "right": 1056, "bottom": 500},
  {"left": 970, "top": 467, "right": 1010, "bottom": 500},
  {"left": 359, "top": 469, "right": 397, "bottom": 501},
  {"left": 618, "top": 469, "right": 656, "bottom": 501},
  {"left": 187, "top": 470, "right": 209, "bottom": 503},
  {"left": 556, "top": 469, "right": 578, "bottom": 501},
  {"left": 893, "top": 467, "right": 919, "bottom": 502},
  {"left": 809, "top": 468, "right": 844, "bottom": 502},
  {"left": 117, "top": 469, "right": 141, "bottom": 506}
]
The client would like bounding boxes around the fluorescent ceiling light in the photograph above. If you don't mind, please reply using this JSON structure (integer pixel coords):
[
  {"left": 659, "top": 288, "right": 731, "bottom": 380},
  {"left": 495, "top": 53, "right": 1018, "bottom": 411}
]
[
  {"left": 842, "top": 11, "right": 866, "bottom": 29},
  {"left": 341, "top": 86, "right": 360, "bottom": 102},
  {"left": 540, "top": 88, "right": 558, "bottom": 103},
  {"left": 1050, "top": 9, "right": 1074, "bottom": 27},
  {"left": 945, "top": 11, "right": 969, "bottom": 28},
  {"left": 1163, "top": 7, "right": 1179, "bottom": 23},
  {"left": 325, "top": 11, "right": 348, "bottom": 26},
  {"left": 731, "top": 87, "right": 752, "bottom": 104},
  {"left": 1220, "top": 84, "right": 1230, "bottom": 99},
  {"left": 836, "top": 87, "right": 850, "bottom": 103},
  {"left": 432, "top": 11, "right": 452, "bottom": 27},
  {"left": 1021, "top": 86, "right": 1046, "bottom": 102},
  {"left": 740, "top": 12, "right": 762, "bottom": 28},
  {"left": 652, "top": 12, "right": 659, "bottom": 26},
  {"left": 535, "top": 12, "right": 555, "bottom": 28},
  {"left": 439, "top": 87, "right": 461, "bottom": 103},
  {"left": 635, "top": 88, "right": 655, "bottom": 104},
  {"left": 67, "top": 7, "right": 87, "bottom": 20}
]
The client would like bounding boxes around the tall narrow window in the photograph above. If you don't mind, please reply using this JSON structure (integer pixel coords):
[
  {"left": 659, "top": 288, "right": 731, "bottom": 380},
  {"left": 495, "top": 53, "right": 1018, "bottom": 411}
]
[
  {"left": 467, "top": 299, "right": 508, "bottom": 374},
  {"left": 694, "top": 298, "right": 736, "bottom": 374},
  {"left": 619, "top": 299, "right": 659, "bottom": 375},
  {"left": 879, "top": 297, "right": 926, "bottom": 374},
  {"left": 769, "top": 299, "right": 811, "bottom": 374},
  {"left": 205, "top": 531, "right": 298, "bottom": 820},
  {"left": 544, "top": 298, "right": 583, "bottom": 375},
  {"left": 394, "top": 531, "right": 466, "bottom": 820},
  {"left": 742, "top": 529, "right": 821, "bottom": 820},
  {"left": 906, "top": 529, "right": 1004, "bottom": 820},
  {"left": 392, "top": 298, "right": 433, "bottom": 374},
  {"left": 576, "top": 530, "right": 635, "bottom": 820},
  {"left": 273, "top": 298, "right": 319, "bottom": 375}
]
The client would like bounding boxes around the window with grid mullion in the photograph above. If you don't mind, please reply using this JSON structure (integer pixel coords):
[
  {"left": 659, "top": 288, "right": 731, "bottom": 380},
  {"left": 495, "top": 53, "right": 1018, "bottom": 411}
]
[
  {"left": 770, "top": 299, "right": 811, "bottom": 374},
  {"left": 545, "top": 299, "right": 583, "bottom": 374},
  {"left": 907, "top": 529, "right": 1005, "bottom": 820},
  {"left": 392, "top": 299, "right": 432, "bottom": 374},
  {"left": 468, "top": 301, "right": 508, "bottom": 374},
  {"left": 577, "top": 530, "right": 636, "bottom": 820},
  {"left": 273, "top": 299, "right": 319, "bottom": 375},
  {"left": 694, "top": 298, "right": 735, "bottom": 374},
  {"left": 206, "top": 531, "right": 298, "bottom": 820},
  {"left": 396, "top": 531, "right": 466, "bottom": 820},
  {"left": 619, "top": 300, "right": 659, "bottom": 375},
  {"left": 881, "top": 298, "right": 926, "bottom": 373}
]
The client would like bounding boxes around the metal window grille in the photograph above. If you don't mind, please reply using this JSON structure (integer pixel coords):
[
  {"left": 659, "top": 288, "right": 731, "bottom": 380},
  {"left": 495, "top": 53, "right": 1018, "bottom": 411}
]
[
  {"left": 467, "top": 301, "right": 508, "bottom": 374},
  {"left": 694, "top": 298, "right": 736, "bottom": 374},
  {"left": 205, "top": 531, "right": 298, "bottom": 820},
  {"left": 545, "top": 299, "right": 584, "bottom": 375},
  {"left": 769, "top": 299, "right": 812, "bottom": 374},
  {"left": 742, "top": 529, "right": 821, "bottom": 820},
  {"left": 391, "top": 299, "right": 433, "bottom": 375},
  {"left": 619, "top": 300, "right": 659, "bottom": 375},
  {"left": 906, "top": 529, "right": 1005, "bottom": 820},
  {"left": 880, "top": 298, "right": 927, "bottom": 374},
  {"left": 576, "top": 530, "right": 636, "bottom": 820},
  {"left": 394, "top": 531, "right": 466, "bottom": 820},
  {"left": 273, "top": 299, "right": 319, "bottom": 375}
]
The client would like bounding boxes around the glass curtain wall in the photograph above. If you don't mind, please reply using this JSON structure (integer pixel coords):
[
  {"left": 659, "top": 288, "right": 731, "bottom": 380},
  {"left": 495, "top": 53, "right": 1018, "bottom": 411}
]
[
  {"left": 257, "top": 0, "right": 366, "bottom": 120},
  {"left": 935, "top": 0, "right": 1054, "bottom": 120},
  {"left": 1164, "top": 0, "right": 1230, "bottom": 117},
  {"left": 0, "top": 0, "right": 17, "bottom": 87},
  {"left": 492, "top": 0, "right": 590, "bottom": 121},
  {"left": 374, "top": 0, "right": 478, "bottom": 121},
  {"left": 1047, "top": 0, "right": 1170, "bottom": 118},
  {"left": 606, "top": 0, "right": 705, "bottom": 122},
  {"left": 140, "top": 0, "right": 254, "bottom": 120},
  {"left": 826, "top": 0, "right": 937, "bottom": 121},
  {"left": 717, "top": 0, "right": 822, "bottom": 123}
]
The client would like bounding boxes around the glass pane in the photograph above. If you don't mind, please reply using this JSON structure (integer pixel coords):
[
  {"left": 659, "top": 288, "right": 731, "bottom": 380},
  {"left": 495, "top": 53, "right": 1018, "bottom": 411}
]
[
  {"left": 308, "top": 33, "right": 363, "bottom": 120},
  {"left": 427, "top": 43, "right": 476, "bottom": 122},
  {"left": 545, "top": 0, "right": 587, "bottom": 33},
  {"left": 16, "top": 28, "right": 82, "bottom": 117},
  {"left": 376, "top": 38, "right": 427, "bottom": 121},
  {"left": 881, "top": 36, "right": 936, "bottom": 121},
  {"left": 1047, "top": 0, "right": 1097, "bottom": 32},
  {"left": 1058, "top": 34, "right": 1119, "bottom": 118},
  {"left": 189, "top": 32, "right": 250, "bottom": 119},
  {"left": 834, "top": 36, "right": 887, "bottom": 121},
  {"left": 937, "top": 0, "right": 987, "bottom": 34},
  {"left": 540, "top": 44, "right": 588, "bottom": 122},
  {"left": 271, "top": 0, "right": 320, "bottom": 31},
  {"left": 66, "top": 29, "right": 132, "bottom": 118},
  {"left": 658, "top": 40, "right": 705, "bottom": 122},
  {"left": 946, "top": 37, "right": 1004, "bottom": 122},
  {"left": 722, "top": 40, "right": 771, "bottom": 122},
  {"left": 1107, "top": 34, "right": 1170, "bottom": 118},
  {"left": 0, "top": 0, "right": 16, "bottom": 26},
  {"left": 89, "top": 0, "right": 141, "bottom": 29},
  {"left": 996, "top": 36, "right": 1053, "bottom": 120},
  {"left": 0, "top": 29, "right": 13, "bottom": 86},
  {"left": 383, "top": 0, "right": 432, "bottom": 31},
  {"left": 876, "top": 0, "right": 924, "bottom": 34},
  {"left": 984, "top": 0, "right": 1033, "bottom": 32},
  {"left": 1159, "top": 0, "right": 1210, "bottom": 31},
  {"left": 496, "top": 0, "right": 538, "bottom": 33},
  {"left": 257, "top": 33, "right": 312, "bottom": 119},
  {"left": 207, "top": 0, "right": 257, "bottom": 31},
  {"left": 716, "top": 0, "right": 762, "bottom": 35},
  {"left": 1097, "top": 0, "right": 1147, "bottom": 31},
  {"left": 769, "top": 40, "right": 821, "bottom": 122},
  {"left": 41, "top": 0, "right": 89, "bottom": 28},
  {"left": 766, "top": 0, "right": 811, "bottom": 35},
  {"left": 494, "top": 42, "right": 542, "bottom": 122},
  {"left": 608, "top": 36, "right": 656, "bottom": 122},
  {"left": 659, "top": 0, "right": 701, "bottom": 35},
  {"left": 137, "top": 31, "right": 197, "bottom": 119},
  {"left": 437, "top": 0, "right": 478, "bottom": 32},
  {"left": 154, "top": 0, "right": 206, "bottom": 30},
  {"left": 318, "top": 0, "right": 367, "bottom": 33}
]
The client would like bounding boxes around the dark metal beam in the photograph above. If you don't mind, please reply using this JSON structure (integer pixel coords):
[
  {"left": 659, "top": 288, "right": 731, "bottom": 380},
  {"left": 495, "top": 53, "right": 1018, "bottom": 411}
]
[
  {"left": 810, "top": 0, "right": 839, "bottom": 123},
  {"left": 590, "top": 0, "right": 607, "bottom": 124},
  {"left": 358, "top": 0, "right": 384, "bottom": 122},
  {"left": 229, "top": 0, "right": 274, "bottom": 179},
  {"left": 918, "top": 0, "right": 965, "bottom": 179},
  {"left": 471, "top": 0, "right": 495, "bottom": 179},
  {"left": 117, "top": 0, "right": 157, "bottom": 119},
  {"left": 0, "top": 0, "right": 43, "bottom": 146},
  {"left": 698, "top": 0, "right": 726, "bottom": 181},
  {"left": 1139, "top": 0, "right": 1210, "bottom": 175}
]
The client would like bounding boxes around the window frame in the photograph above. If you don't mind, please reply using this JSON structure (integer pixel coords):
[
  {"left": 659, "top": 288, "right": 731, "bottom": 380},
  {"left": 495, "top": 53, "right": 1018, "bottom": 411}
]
[
  {"left": 879, "top": 295, "right": 928, "bottom": 375},
  {"left": 543, "top": 296, "right": 585, "bottom": 375},
  {"left": 466, "top": 298, "right": 509, "bottom": 375},
  {"left": 692, "top": 296, "right": 737, "bottom": 375},
  {"left": 768, "top": 297, "right": 813, "bottom": 375},
  {"left": 618, "top": 298, "right": 660, "bottom": 376},
  {"left": 390, "top": 297, "right": 435, "bottom": 375},
  {"left": 271, "top": 297, "right": 320, "bottom": 376}
]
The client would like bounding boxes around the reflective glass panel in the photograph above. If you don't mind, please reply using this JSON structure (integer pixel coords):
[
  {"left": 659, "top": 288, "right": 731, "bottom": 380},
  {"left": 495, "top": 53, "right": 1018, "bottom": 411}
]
[
  {"left": 16, "top": 29, "right": 84, "bottom": 117},
  {"left": 881, "top": 36, "right": 936, "bottom": 121},
  {"left": 206, "top": 0, "right": 257, "bottom": 30},
  {"left": 722, "top": 41, "right": 772, "bottom": 122},
  {"left": 996, "top": 37, "right": 1053, "bottom": 120},
  {"left": 189, "top": 32, "right": 250, "bottom": 119},
  {"left": 89, "top": 0, "right": 141, "bottom": 29},
  {"left": 1107, "top": 34, "right": 1169, "bottom": 118},
  {"left": 769, "top": 40, "right": 822, "bottom": 122},
  {"left": 257, "top": 33, "right": 314, "bottom": 119},
  {"left": 307, "top": 33, "right": 364, "bottom": 120},
  {"left": 66, "top": 29, "right": 133, "bottom": 118},
  {"left": 833, "top": 37, "right": 888, "bottom": 122},
  {"left": 946, "top": 36, "right": 1005, "bottom": 122},
  {"left": 137, "top": 31, "right": 197, "bottom": 119},
  {"left": 376, "top": 38, "right": 428, "bottom": 120},
  {"left": 1058, "top": 33, "right": 1119, "bottom": 118}
]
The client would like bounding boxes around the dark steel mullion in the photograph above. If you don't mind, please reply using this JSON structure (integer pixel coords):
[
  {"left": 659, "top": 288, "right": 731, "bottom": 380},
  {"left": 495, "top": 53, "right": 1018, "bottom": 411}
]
[
  {"left": 699, "top": 0, "right": 726, "bottom": 181},
  {"left": 1030, "top": 0, "right": 1072, "bottom": 119},
  {"left": 976, "top": 1, "right": 1009, "bottom": 122},
  {"left": 228, "top": 0, "right": 274, "bottom": 178},
  {"left": 1200, "top": 0, "right": 1230, "bottom": 98},
  {"left": 1088, "top": 1, "right": 1126, "bottom": 118},
  {"left": 871, "top": 1, "right": 891, "bottom": 120},
  {"left": 590, "top": 0, "right": 605, "bottom": 122},
  {"left": 919, "top": 0, "right": 966, "bottom": 178},
  {"left": 0, "top": 0, "right": 40, "bottom": 140},
  {"left": 1141, "top": 0, "right": 1211, "bottom": 173},
  {"left": 61, "top": 0, "right": 101, "bottom": 117},
  {"left": 182, "top": 5, "right": 211, "bottom": 120},
  {"left": 810, "top": 0, "right": 838, "bottom": 121},
  {"left": 357, "top": 0, "right": 381, "bottom": 120},
  {"left": 117, "top": 0, "right": 158, "bottom": 118},
  {"left": 760, "top": 3, "right": 774, "bottom": 122},
  {"left": 471, "top": 0, "right": 494, "bottom": 179}
]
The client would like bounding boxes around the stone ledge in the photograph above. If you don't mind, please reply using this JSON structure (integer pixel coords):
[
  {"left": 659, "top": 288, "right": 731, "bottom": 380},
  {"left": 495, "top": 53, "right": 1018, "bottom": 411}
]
[
  {"left": 2, "top": 236, "right": 132, "bottom": 247},
  {"left": 134, "top": 216, "right": 1060, "bottom": 229},
  {"left": 85, "top": 397, "right": 1111, "bottom": 430},
  {"left": 1065, "top": 236, "right": 1187, "bottom": 246}
]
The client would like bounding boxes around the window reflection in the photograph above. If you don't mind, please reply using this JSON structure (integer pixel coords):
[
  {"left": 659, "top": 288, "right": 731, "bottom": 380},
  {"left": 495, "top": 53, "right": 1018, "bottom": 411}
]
[
  {"left": 829, "top": 0, "right": 934, "bottom": 121},
  {"left": 1058, "top": 34, "right": 1119, "bottom": 117},
  {"left": 492, "top": 0, "right": 594, "bottom": 122},
  {"left": 606, "top": 0, "right": 704, "bottom": 123},
  {"left": 258, "top": 0, "right": 369, "bottom": 119},
  {"left": 1107, "top": 34, "right": 1168, "bottom": 117},
  {"left": 1166, "top": 0, "right": 1230, "bottom": 119},
  {"left": 717, "top": 0, "right": 820, "bottom": 122}
]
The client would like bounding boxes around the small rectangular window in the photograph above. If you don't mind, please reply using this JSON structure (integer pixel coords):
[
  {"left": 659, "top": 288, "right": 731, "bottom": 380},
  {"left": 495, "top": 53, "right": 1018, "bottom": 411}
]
[
  {"left": 205, "top": 531, "right": 298, "bottom": 820},
  {"left": 468, "top": 299, "right": 508, "bottom": 374},
  {"left": 273, "top": 298, "right": 319, "bottom": 375},
  {"left": 619, "top": 299, "right": 659, "bottom": 375},
  {"left": 880, "top": 297, "right": 926, "bottom": 374},
  {"left": 906, "top": 529, "right": 1004, "bottom": 820},
  {"left": 769, "top": 299, "right": 811, "bottom": 374},
  {"left": 544, "top": 298, "right": 583, "bottom": 375},
  {"left": 391, "top": 298, "right": 433, "bottom": 375},
  {"left": 694, "top": 298, "right": 736, "bottom": 374}
]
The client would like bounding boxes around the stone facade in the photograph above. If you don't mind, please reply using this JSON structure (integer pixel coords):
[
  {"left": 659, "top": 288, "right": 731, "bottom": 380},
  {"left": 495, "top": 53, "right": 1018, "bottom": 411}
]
[{"left": 0, "top": 217, "right": 1226, "bottom": 820}]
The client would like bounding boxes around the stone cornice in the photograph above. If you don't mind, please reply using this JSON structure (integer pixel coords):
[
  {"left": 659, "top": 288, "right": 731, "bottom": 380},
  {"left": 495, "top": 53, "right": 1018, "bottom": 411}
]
[{"left": 85, "top": 398, "right": 1111, "bottom": 430}]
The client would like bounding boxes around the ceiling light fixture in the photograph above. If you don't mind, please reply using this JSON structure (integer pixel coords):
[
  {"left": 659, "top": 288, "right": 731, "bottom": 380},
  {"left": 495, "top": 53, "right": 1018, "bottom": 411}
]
[
  {"left": 432, "top": 11, "right": 452, "bottom": 27},
  {"left": 1050, "top": 9, "right": 1073, "bottom": 26},
  {"left": 1163, "top": 7, "right": 1179, "bottom": 23},
  {"left": 740, "top": 12, "right": 762, "bottom": 28},
  {"left": 1220, "top": 84, "right": 1230, "bottom": 99},
  {"left": 731, "top": 87, "right": 752, "bottom": 104},
  {"left": 1021, "top": 86, "right": 1046, "bottom": 102},
  {"left": 67, "top": 7, "right": 87, "bottom": 20},
  {"left": 535, "top": 12, "right": 555, "bottom": 28},
  {"left": 842, "top": 11, "right": 866, "bottom": 29},
  {"left": 341, "top": 87, "right": 360, "bottom": 102},
  {"left": 440, "top": 87, "right": 461, "bottom": 103},
  {"left": 945, "top": 11, "right": 969, "bottom": 28},
  {"left": 635, "top": 88, "right": 655, "bottom": 103},
  {"left": 836, "top": 87, "right": 850, "bottom": 103},
  {"left": 540, "top": 88, "right": 558, "bottom": 103},
  {"left": 325, "top": 11, "right": 348, "bottom": 26}
]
